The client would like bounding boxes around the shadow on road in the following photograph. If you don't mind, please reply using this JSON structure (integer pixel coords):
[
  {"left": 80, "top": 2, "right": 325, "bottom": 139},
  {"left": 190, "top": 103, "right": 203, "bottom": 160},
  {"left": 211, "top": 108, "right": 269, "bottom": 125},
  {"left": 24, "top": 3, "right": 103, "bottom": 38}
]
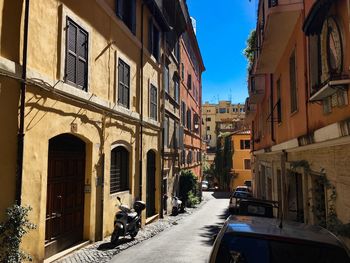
[
  {"left": 200, "top": 208, "right": 230, "bottom": 246},
  {"left": 97, "top": 237, "right": 134, "bottom": 251},
  {"left": 211, "top": 191, "right": 231, "bottom": 199}
]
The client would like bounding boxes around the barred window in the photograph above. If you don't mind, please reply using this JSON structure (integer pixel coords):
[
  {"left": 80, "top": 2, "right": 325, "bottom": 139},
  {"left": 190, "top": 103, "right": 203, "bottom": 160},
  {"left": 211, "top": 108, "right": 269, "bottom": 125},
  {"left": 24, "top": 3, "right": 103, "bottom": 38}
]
[{"left": 110, "top": 146, "right": 129, "bottom": 194}]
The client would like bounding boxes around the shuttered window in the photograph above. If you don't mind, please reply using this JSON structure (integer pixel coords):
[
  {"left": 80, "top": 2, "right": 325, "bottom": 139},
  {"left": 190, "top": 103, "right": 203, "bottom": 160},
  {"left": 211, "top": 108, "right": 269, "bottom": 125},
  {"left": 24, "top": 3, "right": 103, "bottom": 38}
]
[
  {"left": 148, "top": 19, "right": 160, "bottom": 61},
  {"left": 181, "top": 101, "right": 186, "bottom": 126},
  {"left": 163, "top": 116, "right": 169, "bottom": 148},
  {"left": 164, "top": 66, "right": 169, "bottom": 93},
  {"left": 116, "top": 0, "right": 136, "bottom": 34},
  {"left": 65, "top": 18, "right": 88, "bottom": 91},
  {"left": 110, "top": 146, "right": 129, "bottom": 194},
  {"left": 290, "top": 50, "right": 298, "bottom": 113},
  {"left": 118, "top": 59, "right": 130, "bottom": 108},
  {"left": 150, "top": 85, "right": 157, "bottom": 120},
  {"left": 244, "top": 159, "right": 251, "bottom": 170},
  {"left": 187, "top": 108, "right": 192, "bottom": 130},
  {"left": 174, "top": 79, "right": 179, "bottom": 103}
]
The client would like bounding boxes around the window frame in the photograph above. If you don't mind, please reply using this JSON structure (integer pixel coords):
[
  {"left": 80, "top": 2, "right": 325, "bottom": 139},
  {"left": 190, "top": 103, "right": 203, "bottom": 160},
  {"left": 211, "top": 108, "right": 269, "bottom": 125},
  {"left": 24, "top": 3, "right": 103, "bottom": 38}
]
[
  {"left": 110, "top": 146, "right": 130, "bottom": 194},
  {"left": 289, "top": 50, "right": 298, "bottom": 113},
  {"left": 150, "top": 84, "right": 158, "bottom": 121},
  {"left": 118, "top": 58, "right": 131, "bottom": 109},
  {"left": 244, "top": 159, "right": 251, "bottom": 170}
]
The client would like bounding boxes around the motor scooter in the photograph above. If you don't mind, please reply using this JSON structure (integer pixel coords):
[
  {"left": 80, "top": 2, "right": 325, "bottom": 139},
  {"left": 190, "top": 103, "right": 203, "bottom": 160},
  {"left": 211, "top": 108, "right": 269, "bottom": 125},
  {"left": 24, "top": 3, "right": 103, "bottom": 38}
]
[
  {"left": 111, "top": 197, "right": 146, "bottom": 244},
  {"left": 171, "top": 196, "right": 182, "bottom": 216}
]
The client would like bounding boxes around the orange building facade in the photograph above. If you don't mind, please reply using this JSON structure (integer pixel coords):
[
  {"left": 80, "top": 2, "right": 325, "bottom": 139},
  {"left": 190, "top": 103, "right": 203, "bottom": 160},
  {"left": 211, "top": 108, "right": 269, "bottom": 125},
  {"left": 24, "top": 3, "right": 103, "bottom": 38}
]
[
  {"left": 179, "top": 16, "right": 205, "bottom": 180},
  {"left": 247, "top": 0, "right": 350, "bottom": 245}
]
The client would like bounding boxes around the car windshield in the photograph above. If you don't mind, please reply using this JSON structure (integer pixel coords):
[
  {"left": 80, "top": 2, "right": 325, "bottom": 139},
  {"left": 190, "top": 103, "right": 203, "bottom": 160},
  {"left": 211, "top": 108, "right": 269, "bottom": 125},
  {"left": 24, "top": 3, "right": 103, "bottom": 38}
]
[
  {"left": 236, "top": 187, "right": 248, "bottom": 192},
  {"left": 233, "top": 192, "right": 251, "bottom": 198},
  {"left": 215, "top": 235, "right": 350, "bottom": 263}
]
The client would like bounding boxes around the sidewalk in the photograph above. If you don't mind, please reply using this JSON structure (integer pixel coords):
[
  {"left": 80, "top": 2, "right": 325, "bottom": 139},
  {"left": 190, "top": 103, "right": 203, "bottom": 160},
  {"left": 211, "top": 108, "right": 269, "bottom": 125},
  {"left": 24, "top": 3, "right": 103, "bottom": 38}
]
[{"left": 55, "top": 195, "right": 210, "bottom": 263}]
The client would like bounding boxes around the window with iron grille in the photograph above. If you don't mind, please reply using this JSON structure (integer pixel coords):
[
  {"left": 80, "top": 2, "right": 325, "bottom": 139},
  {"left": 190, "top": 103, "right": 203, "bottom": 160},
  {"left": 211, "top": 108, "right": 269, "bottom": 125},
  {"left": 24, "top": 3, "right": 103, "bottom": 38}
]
[
  {"left": 65, "top": 17, "right": 88, "bottom": 91},
  {"left": 118, "top": 59, "right": 130, "bottom": 108},
  {"left": 116, "top": 0, "right": 136, "bottom": 34},
  {"left": 110, "top": 146, "right": 129, "bottom": 194},
  {"left": 290, "top": 50, "right": 298, "bottom": 113},
  {"left": 181, "top": 101, "right": 186, "bottom": 126},
  {"left": 150, "top": 84, "right": 157, "bottom": 120}
]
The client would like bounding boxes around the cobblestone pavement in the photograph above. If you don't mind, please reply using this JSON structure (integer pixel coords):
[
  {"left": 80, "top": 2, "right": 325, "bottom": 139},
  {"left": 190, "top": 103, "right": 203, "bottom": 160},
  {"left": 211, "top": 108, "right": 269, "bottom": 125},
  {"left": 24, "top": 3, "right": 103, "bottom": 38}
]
[{"left": 55, "top": 194, "right": 211, "bottom": 263}]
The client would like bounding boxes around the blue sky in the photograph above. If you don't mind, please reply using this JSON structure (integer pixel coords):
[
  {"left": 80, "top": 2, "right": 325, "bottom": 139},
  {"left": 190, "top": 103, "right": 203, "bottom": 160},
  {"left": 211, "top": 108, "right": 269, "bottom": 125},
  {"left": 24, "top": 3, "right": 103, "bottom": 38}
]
[{"left": 187, "top": 0, "right": 257, "bottom": 104}]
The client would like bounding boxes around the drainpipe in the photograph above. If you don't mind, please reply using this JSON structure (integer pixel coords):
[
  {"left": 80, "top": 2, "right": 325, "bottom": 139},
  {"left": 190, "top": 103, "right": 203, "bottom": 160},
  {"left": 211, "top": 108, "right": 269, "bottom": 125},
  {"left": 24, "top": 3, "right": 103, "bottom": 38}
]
[
  {"left": 160, "top": 23, "right": 166, "bottom": 219},
  {"left": 139, "top": 2, "right": 144, "bottom": 201},
  {"left": 16, "top": 0, "right": 30, "bottom": 205},
  {"left": 270, "top": 74, "right": 275, "bottom": 143}
]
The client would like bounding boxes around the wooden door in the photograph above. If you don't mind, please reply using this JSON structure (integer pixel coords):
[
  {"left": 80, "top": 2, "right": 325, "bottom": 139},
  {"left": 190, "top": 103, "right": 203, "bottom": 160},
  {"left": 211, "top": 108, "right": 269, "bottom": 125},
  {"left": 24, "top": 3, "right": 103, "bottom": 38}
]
[
  {"left": 45, "top": 134, "right": 85, "bottom": 259},
  {"left": 146, "top": 151, "right": 156, "bottom": 218}
]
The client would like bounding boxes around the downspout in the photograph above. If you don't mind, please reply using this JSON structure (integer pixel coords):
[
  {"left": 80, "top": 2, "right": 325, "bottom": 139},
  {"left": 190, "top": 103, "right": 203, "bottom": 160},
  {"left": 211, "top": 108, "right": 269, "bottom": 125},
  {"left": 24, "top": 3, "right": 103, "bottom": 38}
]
[
  {"left": 160, "top": 23, "right": 166, "bottom": 219},
  {"left": 270, "top": 74, "right": 275, "bottom": 143},
  {"left": 139, "top": 2, "right": 144, "bottom": 201},
  {"left": 16, "top": 0, "right": 30, "bottom": 205}
]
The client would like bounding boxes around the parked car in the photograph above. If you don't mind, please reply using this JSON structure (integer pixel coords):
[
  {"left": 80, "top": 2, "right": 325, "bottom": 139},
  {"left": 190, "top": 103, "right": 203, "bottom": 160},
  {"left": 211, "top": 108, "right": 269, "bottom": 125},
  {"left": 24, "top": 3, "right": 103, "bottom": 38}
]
[
  {"left": 202, "top": 181, "right": 209, "bottom": 191},
  {"left": 228, "top": 191, "right": 252, "bottom": 213},
  {"left": 209, "top": 215, "right": 350, "bottom": 263},
  {"left": 235, "top": 185, "right": 250, "bottom": 193},
  {"left": 230, "top": 198, "right": 278, "bottom": 218}
]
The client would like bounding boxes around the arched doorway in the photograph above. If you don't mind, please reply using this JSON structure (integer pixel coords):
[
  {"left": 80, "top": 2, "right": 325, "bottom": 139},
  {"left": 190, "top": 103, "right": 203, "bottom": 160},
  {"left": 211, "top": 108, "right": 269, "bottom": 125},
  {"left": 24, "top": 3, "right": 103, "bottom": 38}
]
[
  {"left": 146, "top": 150, "right": 156, "bottom": 218},
  {"left": 45, "top": 134, "right": 86, "bottom": 258}
]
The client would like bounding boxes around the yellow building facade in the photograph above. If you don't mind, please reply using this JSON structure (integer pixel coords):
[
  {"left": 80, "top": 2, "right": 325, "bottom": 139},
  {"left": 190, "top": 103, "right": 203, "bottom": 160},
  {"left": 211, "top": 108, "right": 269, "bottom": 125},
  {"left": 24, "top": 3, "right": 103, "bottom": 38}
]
[
  {"left": 0, "top": 0, "right": 169, "bottom": 261},
  {"left": 230, "top": 130, "right": 252, "bottom": 191}
]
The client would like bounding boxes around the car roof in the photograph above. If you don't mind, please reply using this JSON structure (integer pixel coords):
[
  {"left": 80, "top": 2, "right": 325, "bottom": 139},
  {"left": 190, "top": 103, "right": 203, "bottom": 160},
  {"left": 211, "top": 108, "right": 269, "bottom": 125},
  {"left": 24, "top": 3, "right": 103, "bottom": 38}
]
[{"left": 225, "top": 216, "right": 343, "bottom": 247}]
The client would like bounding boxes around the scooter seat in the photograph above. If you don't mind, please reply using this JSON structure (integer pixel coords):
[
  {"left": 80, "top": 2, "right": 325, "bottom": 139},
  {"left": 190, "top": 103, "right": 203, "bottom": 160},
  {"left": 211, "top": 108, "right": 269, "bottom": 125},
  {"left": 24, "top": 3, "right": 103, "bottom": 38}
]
[{"left": 127, "top": 212, "right": 138, "bottom": 220}]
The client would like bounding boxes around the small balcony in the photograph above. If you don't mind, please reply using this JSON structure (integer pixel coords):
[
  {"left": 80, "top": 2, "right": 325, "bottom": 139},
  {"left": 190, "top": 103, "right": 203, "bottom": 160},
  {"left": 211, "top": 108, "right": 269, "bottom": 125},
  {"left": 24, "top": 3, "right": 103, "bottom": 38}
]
[
  {"left": 248, "top": 74, "right": 265, "bottom": 103},
  {"left": 255, "top": 0, "right": 304, "bottom": 74}
]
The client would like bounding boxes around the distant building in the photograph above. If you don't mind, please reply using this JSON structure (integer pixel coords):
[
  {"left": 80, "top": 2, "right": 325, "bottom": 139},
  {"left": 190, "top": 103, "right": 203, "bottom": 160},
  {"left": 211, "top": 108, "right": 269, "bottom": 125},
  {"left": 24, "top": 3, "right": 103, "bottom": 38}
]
[{"left": 229, "top": 130, "right": 252, "bottom": 191}]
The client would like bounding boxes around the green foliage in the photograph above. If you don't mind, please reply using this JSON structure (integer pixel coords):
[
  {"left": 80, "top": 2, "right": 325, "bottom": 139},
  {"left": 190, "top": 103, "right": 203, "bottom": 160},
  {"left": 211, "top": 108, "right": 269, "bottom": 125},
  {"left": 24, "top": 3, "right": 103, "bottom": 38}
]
[
  {"left": 243, "top": 29, "right": 257, "bottom": 68},
  {"left": 291, "top": 160, "right": 350, "bottom": 237},
  {"left": 179, "top": 170, "right": 199, "bottom": 207},
  {"left": 187, "top": 191, "right": 200, "bottom": 208},
  {"left": 214, "top": 134, "right": 233, "bottom": 191},
  {"left": 0, "top": 204, "right": 36, "bottom": 262}
]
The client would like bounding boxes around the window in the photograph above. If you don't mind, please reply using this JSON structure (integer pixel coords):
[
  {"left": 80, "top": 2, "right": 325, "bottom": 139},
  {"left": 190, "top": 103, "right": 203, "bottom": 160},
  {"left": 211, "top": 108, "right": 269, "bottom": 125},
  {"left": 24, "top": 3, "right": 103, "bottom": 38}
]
[
  {"left": 240, "top": 140, "right": 251, "bottom": 150},
  {"left": 118, "top": 59, "right": 130, "bottom": 108},
  {"left": 174, "top": 41, "right": 180, "bottom": 62},
  {"left": 206, "top": 117, "right": 211, "bottom": 122},
  {"left": 164, "top": 65, "right": 169, "bottom": 93},
  {"left": 240, "top": 108, "right": 244, "bottom": 112},
  {"left": 187, "top": 74, "right": 192, "bottom": 90},
  {"left": 148, "top": 19, "right": 160, "bottom": 60},
  {"left": 290, "top": 50, "right": 298, "bottom": 113},
  {"left": 244, "top": 159, "right": 251, "bottom": 170},
  {"left": 181, "top": 101, "right": 186, "bottom": 126},
  {"left": 277, "top": 78, "right": 282, "bottom": 123},
  {"left": 110, "top": 146, "right": 129, "bottom": 194},
  {"left": 65, "top": 17, "right": 88, "bottom": 91},
  {"left": 174, "top": 121, "right": 179, "bottom": 148},
  {"left": 219, "top": 108, "right": 226, "bottom": 114},
  {"left": 174, "top": 79, "right": 179, "bottom": 103},
  {"left": 309, "top": 35, "right": 321, "bottom": 94},
  {"left": 150, "top": 85, "right": 157, "bottom": 120},
  {"left": 116, "top": 0, "right": 136, "bottom": 34},
  {"left": 207, "top": 126, "right": 210, "bottom": 131},
  {"left": 187, "top": 150, "right": 192, "bottom": 164},
  {"left": 181, "top": 63, "right": 184, "bottom": 80},
  {"left": 181, "top": 150, "right": 186, "bottom": 165},
  {"left": 187, "top": 108, "right": 192, "bottom": 130}
]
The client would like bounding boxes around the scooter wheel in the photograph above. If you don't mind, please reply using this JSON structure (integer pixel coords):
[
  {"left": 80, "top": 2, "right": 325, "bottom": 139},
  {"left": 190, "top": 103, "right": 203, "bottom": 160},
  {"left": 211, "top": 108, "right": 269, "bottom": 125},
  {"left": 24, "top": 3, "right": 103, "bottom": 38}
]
[
  {"left": 111, "top": 231, "right": 119, "bottom": 244},
  {"left": 130, "top": 227, "right": 139, "bottom": 238}
]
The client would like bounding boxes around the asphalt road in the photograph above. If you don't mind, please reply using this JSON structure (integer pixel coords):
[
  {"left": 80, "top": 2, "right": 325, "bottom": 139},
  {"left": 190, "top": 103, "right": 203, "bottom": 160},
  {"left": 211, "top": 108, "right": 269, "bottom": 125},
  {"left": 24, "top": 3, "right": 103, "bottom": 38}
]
[{"left": 109, "top": 191, "right": 229, "bottom": 263}]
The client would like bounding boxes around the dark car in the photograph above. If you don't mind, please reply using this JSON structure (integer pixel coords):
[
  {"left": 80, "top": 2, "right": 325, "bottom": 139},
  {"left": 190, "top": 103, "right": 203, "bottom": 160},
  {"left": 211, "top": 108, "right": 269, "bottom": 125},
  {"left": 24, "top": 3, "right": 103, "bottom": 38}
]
[
  {"left": 232, "top": 198, "right": 279, "bottom": 218},
  {"left": 228, "top": 191, "right": 252, "bottom": 213},
  {"left": 209, "top": 216, "right": 350, "bottom": 263}
]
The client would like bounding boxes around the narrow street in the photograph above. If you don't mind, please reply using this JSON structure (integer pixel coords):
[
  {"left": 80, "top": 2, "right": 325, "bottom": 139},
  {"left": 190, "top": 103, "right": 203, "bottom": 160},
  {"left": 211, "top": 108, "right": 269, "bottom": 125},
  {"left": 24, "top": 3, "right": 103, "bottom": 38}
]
[{"left": 109, "top": 192, "right": 229, "bottom": 263}]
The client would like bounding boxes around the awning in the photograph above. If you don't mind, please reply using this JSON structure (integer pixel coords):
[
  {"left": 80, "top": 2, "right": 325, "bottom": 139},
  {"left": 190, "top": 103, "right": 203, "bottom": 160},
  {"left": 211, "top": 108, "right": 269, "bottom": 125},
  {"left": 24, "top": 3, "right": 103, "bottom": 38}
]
[{"left": 302, "top": 0, "right": 333, "bottom": 36}]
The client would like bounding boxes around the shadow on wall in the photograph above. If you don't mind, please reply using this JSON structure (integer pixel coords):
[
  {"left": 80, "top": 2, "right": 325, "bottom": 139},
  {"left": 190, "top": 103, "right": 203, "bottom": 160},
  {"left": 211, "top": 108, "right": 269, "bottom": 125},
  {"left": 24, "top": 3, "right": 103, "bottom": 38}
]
[{"left": 1, "top": 0, "right": 24, "bottom": 62}]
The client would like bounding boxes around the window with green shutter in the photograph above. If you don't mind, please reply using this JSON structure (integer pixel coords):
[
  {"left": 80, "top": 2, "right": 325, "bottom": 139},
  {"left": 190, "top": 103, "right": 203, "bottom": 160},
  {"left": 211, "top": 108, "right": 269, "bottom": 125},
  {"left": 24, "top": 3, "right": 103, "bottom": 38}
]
[{"left": 65, "top": 17, "right": 88, "bottom": 91}]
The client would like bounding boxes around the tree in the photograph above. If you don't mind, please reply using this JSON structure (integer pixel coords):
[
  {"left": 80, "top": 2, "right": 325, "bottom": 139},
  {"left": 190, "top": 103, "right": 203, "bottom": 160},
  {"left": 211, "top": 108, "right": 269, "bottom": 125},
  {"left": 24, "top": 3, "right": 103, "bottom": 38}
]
[{"left": 243, "top": 29, "right": 257, "bottom": 68}]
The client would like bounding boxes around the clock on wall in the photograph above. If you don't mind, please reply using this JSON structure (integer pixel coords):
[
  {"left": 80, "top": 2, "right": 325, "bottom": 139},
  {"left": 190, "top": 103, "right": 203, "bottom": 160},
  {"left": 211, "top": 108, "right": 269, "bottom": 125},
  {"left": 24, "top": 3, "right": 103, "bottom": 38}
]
[{"left": 325, "top": 17, "right": 343, "bottom": 75}]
